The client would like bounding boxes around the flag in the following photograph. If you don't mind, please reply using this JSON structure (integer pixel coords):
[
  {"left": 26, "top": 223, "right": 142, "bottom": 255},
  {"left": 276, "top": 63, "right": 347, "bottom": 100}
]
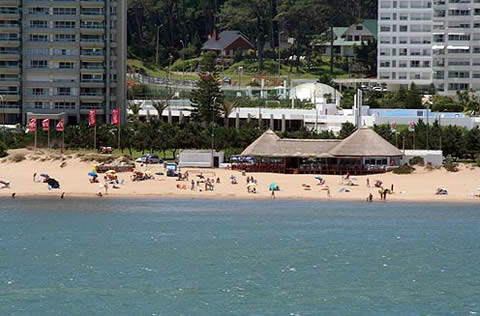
[
  {"left": 88, "top": 109, "right": 96, "bottom": 127},
  {"left": 56, "top": 119, "right": 64, "bottom": 132},
  {"left": 391, "top": 122, "right": 397, "bottom": 133},
  {"left": 28, "top": 119, "right": 37, "bottom": 133},
  {"left": 408, "top": 121, "right": 415, "bottom": 132},
  {"left": 42, "top": 119, "right": 49, "bottom": 131},
  {"left": 111, "top": 108, "right": 120, "bottom": 126}
]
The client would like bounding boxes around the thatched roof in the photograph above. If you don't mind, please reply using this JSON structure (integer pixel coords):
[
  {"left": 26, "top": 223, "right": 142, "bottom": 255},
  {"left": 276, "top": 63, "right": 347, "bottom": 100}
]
[
  {"left": 241, "top": 129, "right": 340, "bottom": 158},
  {"left": 329, "top": 127, "right": 403, "bottom": 157},
  {"left": 241, "top": 128, "right": 403, "bottom": 158}
]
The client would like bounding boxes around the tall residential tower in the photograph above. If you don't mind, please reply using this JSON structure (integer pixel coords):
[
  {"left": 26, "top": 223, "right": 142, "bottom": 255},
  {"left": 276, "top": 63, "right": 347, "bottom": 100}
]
[
  {"left": 378, "top": 0, "right": 480, "bottom": 95},
  {"left": 0, "top": 0, "right": 127, "bottom": 125}
]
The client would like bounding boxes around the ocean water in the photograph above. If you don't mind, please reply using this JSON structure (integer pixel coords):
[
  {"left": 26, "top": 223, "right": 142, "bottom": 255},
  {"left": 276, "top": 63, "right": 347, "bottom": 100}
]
[{"left": 0, "top": 199, "right": 479, "bottom": 315}]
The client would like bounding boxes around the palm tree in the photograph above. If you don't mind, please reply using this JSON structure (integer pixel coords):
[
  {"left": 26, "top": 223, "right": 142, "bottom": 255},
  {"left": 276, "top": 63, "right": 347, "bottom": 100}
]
[
  {"left": 128, "top": 100, "right": 142, "bottom": 121},
  {"left": 222, "top": 100, "right": 238, "bottom": 128},
  {"left": 151, "top": 99, "right": 168, "bottom": 121}
]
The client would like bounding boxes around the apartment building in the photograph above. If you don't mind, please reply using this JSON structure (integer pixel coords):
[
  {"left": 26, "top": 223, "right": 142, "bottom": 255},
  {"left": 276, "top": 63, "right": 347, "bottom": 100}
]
[
  {"left": 432, "top": 0, "right": 480, "bottom": 93},
  {"left": 378, "top": 0, "right": 434, "bottom": 91},
  {"left": 0, "top": 0, "right": 127, "bottom": 125},
  {"left": 378, "top": 0, "right": 480, "bottom": 95}
]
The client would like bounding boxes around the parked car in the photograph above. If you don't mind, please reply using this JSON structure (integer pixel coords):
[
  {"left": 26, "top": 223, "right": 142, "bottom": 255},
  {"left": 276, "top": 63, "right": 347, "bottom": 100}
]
[
  {"left": 165, "top": 162, "right": 178, "bottom": 177},
  {"left": 135, "top": 154, "right": 163, "bottom": 164},
  {"left": 372, "top": 86, "right": 388, "bottom": 92}
]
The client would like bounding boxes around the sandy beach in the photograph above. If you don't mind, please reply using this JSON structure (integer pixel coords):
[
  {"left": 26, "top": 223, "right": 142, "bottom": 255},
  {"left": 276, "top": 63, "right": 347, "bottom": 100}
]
[{"left": 1, "top": 149, "right": 480, "bottom": 203}]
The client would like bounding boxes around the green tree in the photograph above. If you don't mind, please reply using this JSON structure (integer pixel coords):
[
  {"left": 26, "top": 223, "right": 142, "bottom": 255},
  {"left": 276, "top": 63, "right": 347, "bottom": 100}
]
[
  {"left": 442, "top": 125, "right": 466, "bottom": 160},
  {"left": 190, "top": 71, "right": 224, "bottom": 125},
  {"left": 430, "top": 95, "right": 463, "bottom": 112},
  {"left": 464, "top": 126, "right": 480, "bottom": 160},
  {"left": 457, "top": 89, "right": 480, "bottom": 115},
  {"left": 338, "top": 122, "right": 357, "bottom": 139},
  {"left": 199, "top": 51, "right": 217, "bottom": 73}
]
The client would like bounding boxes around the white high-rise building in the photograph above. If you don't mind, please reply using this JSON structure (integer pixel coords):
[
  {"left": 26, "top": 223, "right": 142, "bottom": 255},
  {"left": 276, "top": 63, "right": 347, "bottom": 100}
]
[
  {"left": 432, "top": 1, "right": 480, "bottom": 94},
  {"left": 378, "top": 0, "right": 480, "bottom": 95},
  {"left": 378, "top": 0, "right": 434, "bottom": 90}
]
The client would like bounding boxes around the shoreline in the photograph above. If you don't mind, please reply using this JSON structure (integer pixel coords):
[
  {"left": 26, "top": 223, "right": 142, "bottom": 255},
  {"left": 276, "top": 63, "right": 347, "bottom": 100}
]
[{"left": 1, "top": 191, "right": 479, "bottom": 204}]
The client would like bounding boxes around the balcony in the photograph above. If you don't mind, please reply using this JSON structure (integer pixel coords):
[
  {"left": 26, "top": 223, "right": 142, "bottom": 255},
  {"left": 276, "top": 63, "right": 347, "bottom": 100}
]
[
  {"left": 80, "top": 0, "right": 105, "bottom": 8},
  {"left": 80, "top": 80, "right": 105, "bottom": 88},
  {"left": 80, "top": 93, "right": 104, "bottom": 101},
  {"left": 0, "top": 66, "right": 20, "bottom": 74}
]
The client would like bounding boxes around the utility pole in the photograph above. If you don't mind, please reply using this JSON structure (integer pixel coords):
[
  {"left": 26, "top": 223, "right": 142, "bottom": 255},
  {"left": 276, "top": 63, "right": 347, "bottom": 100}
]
[
  {"left": 330, "top": 26, "right": 334, "bottom": 75},
  {"left": 180, "top": 40, "right": 185, "bottom": 83},
  {"left": 155, "top": 25, "right": 162, "bottom": 66},
  {"left": 211, "top": 97, "right": 217, "bottom": 168},
  {"left": 0, "top": 95, "right": 4, "bottom": 128}
]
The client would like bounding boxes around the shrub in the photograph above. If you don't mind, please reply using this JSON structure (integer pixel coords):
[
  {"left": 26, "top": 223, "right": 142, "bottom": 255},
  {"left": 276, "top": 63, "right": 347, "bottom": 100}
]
[
  {"left": 393, "top": 164, "right": 415, "bottom": 174},
  {"left": 476, "top": 158, "right": 480, "bottom": 168},
  {"left": 443, "top": 162, "right": 459, "bottom": 172},
  {"left": 0, "top": 142, "right": 7, "bottom": 158},
  {"left": 9, "top": 153, "right": 26, "bottom": 162},
  {"left": 409, "top": 156, "right": 424, "bottom": 166}
]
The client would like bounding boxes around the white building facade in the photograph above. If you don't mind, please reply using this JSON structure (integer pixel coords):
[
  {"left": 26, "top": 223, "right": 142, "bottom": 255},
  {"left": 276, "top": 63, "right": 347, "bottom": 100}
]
[
  {"left": 378, "top": 0, "right": 480, "bottom": 95},
  {"left": 378, "top": 0, "right": 434, "bottom": 90}
]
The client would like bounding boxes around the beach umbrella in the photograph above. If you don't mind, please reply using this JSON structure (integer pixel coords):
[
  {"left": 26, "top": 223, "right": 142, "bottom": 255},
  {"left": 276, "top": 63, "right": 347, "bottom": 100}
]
[
  {"left": 40, "top": 173, "right": 49, "bottom": 178},
  {"left": 88, "top": 172, "right": 98, "bottom": 177},
  {"left": 269, "top": 183, "right": 277, "bottom": 191}
]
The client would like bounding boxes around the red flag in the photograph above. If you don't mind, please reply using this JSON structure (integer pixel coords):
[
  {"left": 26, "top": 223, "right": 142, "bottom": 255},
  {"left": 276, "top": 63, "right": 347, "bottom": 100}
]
[
  {"left": 88, "top": 109, "right": 96, "bottom": 127},
  {"left": 28, "top": 119, "right": 37, "bottom": 133},
  {"left": 56, "top": 119, "right": 64, "bottom": 132},
  {"left": 42, "top": 119, "right": 49, "bottom": 131},
  {"left": 111, "top": 108, "right": 120, "bottom": 126}
]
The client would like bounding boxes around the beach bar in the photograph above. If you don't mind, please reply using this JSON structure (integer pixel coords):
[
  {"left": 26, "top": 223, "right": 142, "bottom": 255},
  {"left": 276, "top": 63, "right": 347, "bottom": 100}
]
[{"left": 237, "top": 128, "right": 404, "bottom": 175}]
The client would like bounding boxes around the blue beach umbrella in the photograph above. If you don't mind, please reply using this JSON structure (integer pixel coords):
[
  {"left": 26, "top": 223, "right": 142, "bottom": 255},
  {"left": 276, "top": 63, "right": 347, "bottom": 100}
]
[
  {"left": 269, "top": 183, "right": 277, "bottom": 191},
  {"left": 88, "top": 172, "right": 98, "bottom": 177}
]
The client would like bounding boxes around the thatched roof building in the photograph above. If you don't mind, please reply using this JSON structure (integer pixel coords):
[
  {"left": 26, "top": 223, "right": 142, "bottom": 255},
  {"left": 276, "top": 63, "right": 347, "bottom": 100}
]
[
  {"left": 241, "top": 130, "right": 341, "bottom": 158},
  {"left": 238, "top": 128, "right": 403, "bottom": 175}
]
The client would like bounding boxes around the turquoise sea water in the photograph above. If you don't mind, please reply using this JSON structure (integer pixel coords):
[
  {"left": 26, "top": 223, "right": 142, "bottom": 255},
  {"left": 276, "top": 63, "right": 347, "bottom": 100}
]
[{"left": 0, "top": 199, "right": 479, "bottom": 315}]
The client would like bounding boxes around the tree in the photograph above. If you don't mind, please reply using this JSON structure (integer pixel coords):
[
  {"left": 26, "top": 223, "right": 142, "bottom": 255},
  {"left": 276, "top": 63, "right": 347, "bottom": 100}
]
[
  {"left": 199, "top": 51, "right": 217, "bottom": 73},
  {"left": 219, "top": 0, "right": 273, "bottom": 71},
  {"left": 354, "top": 39, "right": 377, "bottom": 76},
  {"left": 338, "top": 122, "right": 357, "bottom": 139},
  {"left": 442, "top": 125, "right": 465, "bottom": 160},
  {"left": 128, "top": 100, "right": 142, "bottom": 121},
  {"left": 430, "top": 95, "right": 463, "bottom": 112},
  {"left": 464, "top": 126, "right": 480, "bottom": 160},
  {"left": 190, "top": 72, "right": 224, "bottom": 125},
  {"left": 457, "top": 89, "right": 480, "bottom": 115},
  {"left": 151, "top": 99, "right": 168, "bottom": 120},
  {"left": 222, "top": 100, "right": 238, "bottom": 128}
]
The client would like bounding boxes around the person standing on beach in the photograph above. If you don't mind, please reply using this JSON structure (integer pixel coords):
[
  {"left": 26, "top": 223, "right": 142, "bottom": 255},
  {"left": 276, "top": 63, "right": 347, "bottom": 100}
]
[
  {"left": 191, "top": 179, "right": 195, "bottom": 191},
  {"left": 271, "top": 189, "right": 276, "bottom": 199},
  {"left": 366, "top": 178, "right": 370, "bottom": 187}
]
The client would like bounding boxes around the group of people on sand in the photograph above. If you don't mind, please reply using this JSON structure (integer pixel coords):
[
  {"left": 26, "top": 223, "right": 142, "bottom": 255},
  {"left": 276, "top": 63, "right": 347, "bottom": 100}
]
[
  {"left": 364, "top": 177, "right": 394, "bottom": 202},
  {"left": 186, "top": 176, "right": 220, "bottom": 192}
]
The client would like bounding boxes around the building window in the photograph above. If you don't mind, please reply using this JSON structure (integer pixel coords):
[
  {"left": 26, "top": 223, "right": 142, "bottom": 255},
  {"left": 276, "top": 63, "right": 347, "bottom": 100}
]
[
  {"left": 29, "top": 20, "right": 48, "bottom": 28},
  {"left": 54, "top": 21, "right": 76, "bottom": 28},
  {"left": 54, "top": 102, "right": 76, "bottom": 109},
  {"left": 57, "top": 87, "right": 71, "bottom": 96},
  {"left": 55, "top": 34, "right": 76, "bottom": 42},
  {"left": 59, "top": 62, "right": 75, "bottom": 69},
  {"left": 31, "top": 88, "right": 48, "bottom": 96},
  {"left": 30, "top": 60, "right": 48, "bottom": 68},
  {"left": 29, "top": 34, "right": 49, "bottom": 42},
  {"left": 356, "top": 25, "right": 363, "bottom": 30},
  {"left": 28, "top": 7, "right": 49, "bottom": 15},
  {"left": 53, "top": 8, "right": 76, "bottom": 15}
]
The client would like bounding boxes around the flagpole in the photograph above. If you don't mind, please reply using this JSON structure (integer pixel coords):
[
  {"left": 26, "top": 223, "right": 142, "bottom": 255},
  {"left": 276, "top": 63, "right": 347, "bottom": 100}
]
[
  {"left": 47, "top": 125, "right": 50, "bottom": 148},
  {"left": 61, "top": 129, "right": 64, "bottom": 154},
  {"left": 94, "top": 125, "right": 97, "bottom": 151},
  {"left": 34, "top": 126, "right": 37, "bottom": 149},
  {"left": 117, "top": 124, "right": 121, "bottom": 153}
]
